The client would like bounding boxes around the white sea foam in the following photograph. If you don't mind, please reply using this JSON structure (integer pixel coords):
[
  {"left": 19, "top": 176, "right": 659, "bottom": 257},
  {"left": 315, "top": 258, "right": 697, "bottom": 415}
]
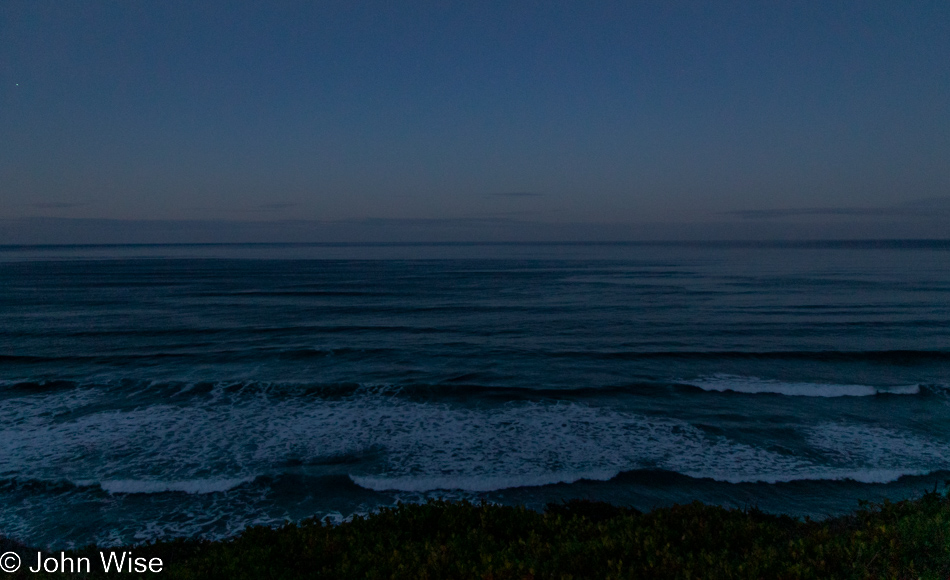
[
  {"left": 1, "top": 384, "right": 947, "bottom": 497},
  {"left": 688, "top": 375, "right": 920, "bottom": 397},
  {"left": 806, "top": 423, "right": 950, "bottom": 467}
]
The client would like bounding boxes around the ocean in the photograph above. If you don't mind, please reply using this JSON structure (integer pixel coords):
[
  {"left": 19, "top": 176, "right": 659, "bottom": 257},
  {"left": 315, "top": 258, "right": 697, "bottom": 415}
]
[{"left": 2, "top": 241, "right": 949, "bottom": 549}]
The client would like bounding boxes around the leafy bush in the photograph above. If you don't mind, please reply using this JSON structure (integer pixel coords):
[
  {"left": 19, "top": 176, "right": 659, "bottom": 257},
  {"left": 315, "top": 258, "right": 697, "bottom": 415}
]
[{"left": 10, "top": 492, "right": 950, "bottom": 579}]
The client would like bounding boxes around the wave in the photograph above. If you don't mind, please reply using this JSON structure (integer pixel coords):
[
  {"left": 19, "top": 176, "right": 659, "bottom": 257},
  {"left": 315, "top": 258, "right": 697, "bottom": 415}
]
[
  {"left": 6, "top": 349, "right": 950, "bottom": 367},
  {"left": 1, "top": 462, "right": 943, "bottom": 501},
  {"left": 1, "top": 375, "right": 941, "bottom": 401},
  {"left": 97, "top": 478, "right": 254, "bottom": 495},
  {"left": 3, "top": 388, "right": 949, "bottom": 497},
  {"left": 350, "top": 470, "right": 620, "bottom": 493},
  {"left": 0, "top": 379, "right": 80, "bottom": 393},
  {"left": 0, "top": 477, "right": 94, "bottom": 494},
  {"left": 0, "top": 476, "right": 253, "bottom": 495},
  {"left": 0, "top": 346, "right": 395, "bottom": 365},
  {"left": 350, "top": 467, "right": 947, "bottom": 493},
  {"left": 550, "top": 349, "right": 950, "bottom": 362},
  {"left": 686, "top": 375, "right": 921, "bottom": 397}
]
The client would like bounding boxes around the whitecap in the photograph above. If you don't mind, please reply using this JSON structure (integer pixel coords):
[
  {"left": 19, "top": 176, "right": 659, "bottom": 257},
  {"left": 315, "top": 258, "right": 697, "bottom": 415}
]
[{"left": 688, "top": 374, "right": 919, "bottom": 397}]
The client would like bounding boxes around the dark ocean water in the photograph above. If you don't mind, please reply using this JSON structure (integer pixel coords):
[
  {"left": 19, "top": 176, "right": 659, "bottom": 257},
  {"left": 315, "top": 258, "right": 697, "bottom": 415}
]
[{"left": 2, "top": 242, "right": 950, "bottom": 549}]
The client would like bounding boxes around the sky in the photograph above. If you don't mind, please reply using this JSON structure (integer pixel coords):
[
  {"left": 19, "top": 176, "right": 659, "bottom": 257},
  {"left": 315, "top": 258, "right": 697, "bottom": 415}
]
[{"left": 1, "top": 1, "right": 949, "bottom": 242}]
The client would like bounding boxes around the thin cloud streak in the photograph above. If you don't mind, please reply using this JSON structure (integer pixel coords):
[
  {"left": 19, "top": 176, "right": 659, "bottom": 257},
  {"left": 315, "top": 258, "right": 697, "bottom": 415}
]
[
  {"left": 3, "top": 216, "right": 949, "bottom": 245},
  {"left": 486, "top": 192, "right": 544, "bottom": 198},
  {"left": 30, "top": 202, "right": 88, "bottom": 209},
  {"left": 731, "top": 207, "right": 897, "bottom": 219},
  {"left": 353, "top": 217, "right": 521, "bottom": 227},
  {"left": 255, "top": 203, "right": 299, "bottom": 210},
  {"left": 730, "top": 197, "right": 950, "bottom": 220}
]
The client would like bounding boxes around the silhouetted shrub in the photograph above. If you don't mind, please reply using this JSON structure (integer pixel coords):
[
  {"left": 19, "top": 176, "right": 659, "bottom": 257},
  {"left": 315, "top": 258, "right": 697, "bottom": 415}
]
[{"left": 12, "top": 491, "right": 950, "bottom": 579}]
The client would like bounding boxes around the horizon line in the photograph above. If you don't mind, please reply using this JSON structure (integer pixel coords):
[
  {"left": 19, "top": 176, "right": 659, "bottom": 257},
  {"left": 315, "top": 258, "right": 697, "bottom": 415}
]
[{"left": 3, "top": 239, "right": 950, "bottom": 250}]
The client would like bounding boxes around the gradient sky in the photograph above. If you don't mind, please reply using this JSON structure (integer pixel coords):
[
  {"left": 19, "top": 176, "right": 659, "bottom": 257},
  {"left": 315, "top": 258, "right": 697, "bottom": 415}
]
[{"left": 2, "top": 1, "right": 949, "bottom": 241}]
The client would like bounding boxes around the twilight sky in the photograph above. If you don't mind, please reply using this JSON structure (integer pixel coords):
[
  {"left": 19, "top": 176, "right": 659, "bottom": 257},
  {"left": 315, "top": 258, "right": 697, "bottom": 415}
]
[{"left": 2, "top": 1, "right": 949, "bottom": 242}]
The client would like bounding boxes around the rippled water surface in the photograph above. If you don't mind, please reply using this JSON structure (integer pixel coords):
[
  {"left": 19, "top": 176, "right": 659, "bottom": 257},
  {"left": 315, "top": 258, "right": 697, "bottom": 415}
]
[{"left": 2, "top": 242, "right": 949, "bottom": 548}]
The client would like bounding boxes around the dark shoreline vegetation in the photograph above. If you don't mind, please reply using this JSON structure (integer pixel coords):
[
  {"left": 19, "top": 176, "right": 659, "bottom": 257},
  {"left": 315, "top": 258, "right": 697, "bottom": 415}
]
[{"left": 4, "top": 490, "right": 950, "bottom": 579}]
